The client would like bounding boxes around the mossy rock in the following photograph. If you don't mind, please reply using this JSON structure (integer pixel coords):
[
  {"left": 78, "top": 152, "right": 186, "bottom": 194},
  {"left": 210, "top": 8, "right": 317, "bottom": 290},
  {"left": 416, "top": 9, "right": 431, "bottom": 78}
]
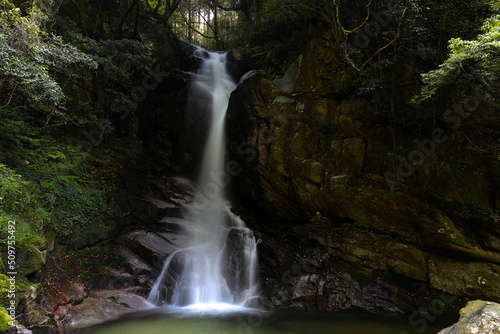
[
  {"left": 341, "top": 138, "right": 366, "bottom": 170},
  {"left": 460, "top": 300, "right": 490, "bottom": 317},
  {"left": 0, "top": 274, "right": 17, "bottom": 307},
  {"left": 0, "top": 307, "right": 13, "bottom": 332},
  {"left": 17, "top": 244, "right": 47, "bottom": 277},
  {"left": 428, "top": 258, "right": 500, "bottom": 301}
]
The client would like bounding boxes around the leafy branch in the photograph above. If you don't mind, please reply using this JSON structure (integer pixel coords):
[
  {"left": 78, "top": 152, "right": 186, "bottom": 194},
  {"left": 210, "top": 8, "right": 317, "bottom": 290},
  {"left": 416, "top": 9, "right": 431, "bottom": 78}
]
[{"left": 412, "top": 11, "right": 500, "bottom": 104}]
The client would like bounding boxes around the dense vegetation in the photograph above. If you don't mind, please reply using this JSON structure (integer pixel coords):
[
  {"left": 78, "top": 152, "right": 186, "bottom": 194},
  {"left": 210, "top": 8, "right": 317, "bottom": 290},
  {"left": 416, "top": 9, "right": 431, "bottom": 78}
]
[
  {"left": 0, "top": 1, "right": 165, "bottom": 326},
  {"left": 0, "top": 0, "right": 499, "bottom": 331}
]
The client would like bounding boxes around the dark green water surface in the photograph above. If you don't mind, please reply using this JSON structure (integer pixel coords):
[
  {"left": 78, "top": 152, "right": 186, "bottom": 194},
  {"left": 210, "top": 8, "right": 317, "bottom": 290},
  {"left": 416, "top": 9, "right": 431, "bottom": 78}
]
[{"left": 76, "top": 308, "right": 456, "bottom": 334}]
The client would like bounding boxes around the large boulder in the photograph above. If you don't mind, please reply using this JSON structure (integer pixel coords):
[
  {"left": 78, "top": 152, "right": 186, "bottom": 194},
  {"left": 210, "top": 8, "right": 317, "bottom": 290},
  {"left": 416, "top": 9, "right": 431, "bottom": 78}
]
[
  {"left": 54, "top": 290, "right": 149, "bottom": 332},
  {"left": 438, "top": 300, "right": 500, "bottom": 334}
]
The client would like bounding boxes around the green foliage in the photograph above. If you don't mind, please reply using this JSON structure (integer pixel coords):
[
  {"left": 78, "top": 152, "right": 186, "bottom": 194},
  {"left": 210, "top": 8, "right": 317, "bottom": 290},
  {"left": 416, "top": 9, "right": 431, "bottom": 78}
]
[
  {"left": 0, "top": 215, "right": 46, "bottom": 252},
  {"left": 64, "top": 31, "right": 151, "bottom": 87},
  {"left": 0, "top": 0, "right": 97, "bottom": 120},
  {"left": 13, "top": 137, "right": 111, "bottom": 243},
  {"left": 224, "top": 0, "right": 324, "bottom": 71},
  {"left": 0, "top": 274, "right": 17, "bottom": 306},
  {"left": 412, "top": 8, "right": 500, "bottom": 104},
  {"left": 0, "top": 164, "right": 46, "bottom": 254},
  {"left": 397, "top": 0, "right": 489, "bottom": 63},
  {"left": 0, "top": 306, "right": 13, "bottom": 331},
  {"left": 55, "top": 31, "right": 155, "bottom": 125},
  {"left": 165, "top": 0, "right": 326, "bottom": 50},
  {"left": 0, "top": 138, "right": 114, "bottom": 247},
  {"left": 45, "top": 177, "right": 109, "bottom": 240},
  {"left": 257, "top": 0, "right": 324, "bottom": 36},
  {"left": 0, "top": 6, "right": 122, "bottom": 247},
  {"left": 250, "top": 0, "right": 325, "bottom": 44},
  {"left": 0, "top": 164, "right": 42, "bottom": 221},
  {"left": 356, "top": 58, "right": 393, "bottom": 95},
  {"left": 0, "top": 106, "right": 114, "bottom": 248},
  {"left": 141, "top": 0, "right": 183, "bottom": 22}
]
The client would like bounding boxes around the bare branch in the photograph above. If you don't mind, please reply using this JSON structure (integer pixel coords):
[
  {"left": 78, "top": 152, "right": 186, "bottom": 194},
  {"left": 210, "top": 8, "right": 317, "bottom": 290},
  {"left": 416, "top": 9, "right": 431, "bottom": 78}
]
[
  {"left": 334, "top": 0, "right": 373, "bottom": 36},
  {"left": 180, "top": 10, "right": 214, "bottom": 39},
  {"left": 360, "top": 0, "right": 409, "bottom": 69},
  {"left": 119, "top": 0, "right": 138, "bottom": 37},
  {"left": 0, "top": 86, "right": 16, "bottom": 109}
]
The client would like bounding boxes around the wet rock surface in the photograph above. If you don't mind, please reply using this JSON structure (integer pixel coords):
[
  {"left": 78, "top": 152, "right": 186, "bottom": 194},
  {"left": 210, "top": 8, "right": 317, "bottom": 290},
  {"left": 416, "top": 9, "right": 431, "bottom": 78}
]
[
  {"left": 246, "top": 211, "right": 467, "bottom": 314},
  {"left": 438, "top": 300, "right": 500, "bottom": 334},
  {"left": 54, "top": 290, "right": 149, "bottom": 331},
  {"left": 16, "top": 173, "right": 195, "bottom": 333},
  {"left": 226, "top": 35, "right": 500, "bottom": 309}
]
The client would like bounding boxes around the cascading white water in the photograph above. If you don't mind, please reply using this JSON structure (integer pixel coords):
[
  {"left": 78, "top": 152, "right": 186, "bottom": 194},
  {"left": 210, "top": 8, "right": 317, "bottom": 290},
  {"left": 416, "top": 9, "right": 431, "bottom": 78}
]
[{"left": 147, "top": 48, "right": 259, "bottom": 312}]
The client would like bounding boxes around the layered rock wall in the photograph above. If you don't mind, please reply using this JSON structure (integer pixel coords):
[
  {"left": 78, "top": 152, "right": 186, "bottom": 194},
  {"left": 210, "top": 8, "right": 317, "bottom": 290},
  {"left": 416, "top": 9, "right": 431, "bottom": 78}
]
[{"left": 226, "top": 36, "right": 500, "bottom": 311}]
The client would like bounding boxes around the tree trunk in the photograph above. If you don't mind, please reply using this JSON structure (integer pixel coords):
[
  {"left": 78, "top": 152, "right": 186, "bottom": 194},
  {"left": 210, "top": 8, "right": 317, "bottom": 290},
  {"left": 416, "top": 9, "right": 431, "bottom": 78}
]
[
  {"left": 187, "top": 0, "right": 192, "bottom": 42},
  {"left": 213, "top": 5, "right": 221, "bottom": 49}
]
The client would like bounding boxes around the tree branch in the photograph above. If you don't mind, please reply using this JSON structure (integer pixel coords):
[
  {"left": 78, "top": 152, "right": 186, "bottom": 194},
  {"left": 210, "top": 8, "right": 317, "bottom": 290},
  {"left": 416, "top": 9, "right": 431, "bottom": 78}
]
[
  {"left": 143, "top": 0, "right": 153, "bottom": 11},
  {"left": 360, "top": 0, "right": 409, "bottom": 70},
  {"left": 180, "top": 11, "right": 214, "bottom": 39},
  {"left": 334, "top": 0, "right": 373, "bottom": 35},
  {"left": 119, "top": 0, "right": 138, "bottom": 38},
  {"left": 154, "top": 0, "right": 162, "bottom": 13},
  {"left": 163, "top": 0, "right": 183, "bottom": 20},
  {"left": 0, "top": 86, "right": 16, "bottom": 109}
]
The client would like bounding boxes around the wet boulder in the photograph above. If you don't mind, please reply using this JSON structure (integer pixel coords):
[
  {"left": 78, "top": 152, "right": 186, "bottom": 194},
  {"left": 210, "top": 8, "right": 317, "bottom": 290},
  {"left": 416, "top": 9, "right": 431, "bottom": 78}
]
[{"left": 438, "top": 300, "right": 500, "bottom": 334}]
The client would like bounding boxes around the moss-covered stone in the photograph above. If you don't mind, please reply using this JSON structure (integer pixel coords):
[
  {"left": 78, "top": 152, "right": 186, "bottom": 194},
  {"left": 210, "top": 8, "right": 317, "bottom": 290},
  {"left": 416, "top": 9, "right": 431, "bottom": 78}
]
[
  {"left": 0, "top": 307, "right": 13, "bottom": 332},
  {"left": 0, "top": 274, "right": 16, "bottom": 307},
  {"left": 329, "top": 140, "right": 343, "bottom": 161},
  {"left": 294, "top": 38, "right": 349, "bottom": 95},
  {"left": 428, "top": 257, "right": 500, "bottom": 301},
  {"left": 341, "top": 138, "right": 366, "bottom": 170},
  {"left": 17, "top": 244, "right": 46, "bottom": 277}
]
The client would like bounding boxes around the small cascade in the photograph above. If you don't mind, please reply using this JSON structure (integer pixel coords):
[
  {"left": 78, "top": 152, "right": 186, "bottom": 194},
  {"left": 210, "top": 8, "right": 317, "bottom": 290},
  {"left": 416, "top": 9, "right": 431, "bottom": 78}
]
[{"left": 147, "top": 47, "right": 259, "bottom": 312}]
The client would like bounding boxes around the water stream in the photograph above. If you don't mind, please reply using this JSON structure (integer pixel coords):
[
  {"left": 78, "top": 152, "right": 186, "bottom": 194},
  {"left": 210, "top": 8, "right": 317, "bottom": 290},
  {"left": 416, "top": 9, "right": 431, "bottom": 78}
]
[{"left": 147, "top": 48, "right": 259, "bottom": 312}]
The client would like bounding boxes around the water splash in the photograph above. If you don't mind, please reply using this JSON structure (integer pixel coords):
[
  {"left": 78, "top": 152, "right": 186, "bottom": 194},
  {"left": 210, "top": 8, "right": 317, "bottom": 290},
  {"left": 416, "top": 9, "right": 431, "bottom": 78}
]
[{"left": 147, "top": 48, "right": 259, "bottom": 312}]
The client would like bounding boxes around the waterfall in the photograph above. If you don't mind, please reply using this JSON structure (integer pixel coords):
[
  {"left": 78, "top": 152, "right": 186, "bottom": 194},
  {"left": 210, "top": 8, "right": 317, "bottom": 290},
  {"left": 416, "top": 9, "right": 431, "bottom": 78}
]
[{"left": 147, "top": 48, "right": 259, "bottom": 312}]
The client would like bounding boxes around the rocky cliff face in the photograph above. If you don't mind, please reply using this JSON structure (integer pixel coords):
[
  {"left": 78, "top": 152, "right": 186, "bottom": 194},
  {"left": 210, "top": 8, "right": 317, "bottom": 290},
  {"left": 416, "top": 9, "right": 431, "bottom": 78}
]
[{"left": 226, "top": 35, "right": 500, "bottom": 312}]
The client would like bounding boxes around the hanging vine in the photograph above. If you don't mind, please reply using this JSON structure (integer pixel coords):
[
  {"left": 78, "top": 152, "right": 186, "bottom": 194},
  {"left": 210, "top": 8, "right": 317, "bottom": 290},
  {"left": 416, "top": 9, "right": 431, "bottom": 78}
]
[{"left": 334, "top": 0, "right": 409, "bottom": 71}]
